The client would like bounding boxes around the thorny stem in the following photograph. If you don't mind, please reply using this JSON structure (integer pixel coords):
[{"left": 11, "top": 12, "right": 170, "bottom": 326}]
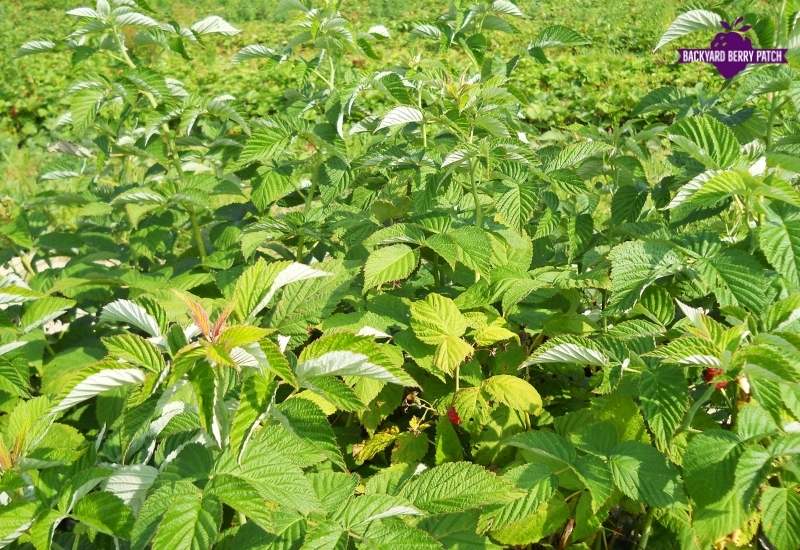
[
  {"left": 470, "top": 160, "right": 483, "bottom": 227},
  {"left": 115, "top": 30, "right": 137, "bottom": 69},
  {"left": 765, "top": 94, "right": 780, "bottom": 151},
  {"left": 765, "top": 97, "right": 790, "bottom": 152},
  {"left": 161, "top": 123, "right": 207, "bottom": 261},
  {"left": 675, "top": 383, "right": 716, "bottom": 436},
  {"left": 636, "top": 507, "right": 655, "bottom": 550}
]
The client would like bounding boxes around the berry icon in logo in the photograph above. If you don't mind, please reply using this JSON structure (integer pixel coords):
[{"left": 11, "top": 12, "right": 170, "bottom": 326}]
[{"left": 710, "top": 17, "right": 753, "bottom": 78}]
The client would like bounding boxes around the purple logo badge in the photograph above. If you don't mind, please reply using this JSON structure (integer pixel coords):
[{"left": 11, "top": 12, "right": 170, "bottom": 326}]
[{"left": 678, "top": 17, "right": 787, "bottom": 79}]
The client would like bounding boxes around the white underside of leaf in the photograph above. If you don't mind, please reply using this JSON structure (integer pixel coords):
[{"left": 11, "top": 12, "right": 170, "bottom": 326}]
[
  {"left": 100, "top": 299, "right": 161, "bottom": 337},
  {"left": 296, "top": 350, "right": 405, "bottom": 384},
  {"left": 531, "top": 343, "right": 608, "bottom": 366},
  {"left": 53, "top": 368, "right": 146, "bottom": 414},
  {"left": 363, "top": 504, "right": 423, "bottom": 523},
  {"left": 104, "top": 464, "right": 159, "bottom": 512},
  {"left": 0, "top": 341, "right": 27, "bottom": 357},
  {"left": 681, "top": 354, "right": 722, "bottom": 367},
  {"left": 249, "top": 263, "right": 331, "bottom": 320}
]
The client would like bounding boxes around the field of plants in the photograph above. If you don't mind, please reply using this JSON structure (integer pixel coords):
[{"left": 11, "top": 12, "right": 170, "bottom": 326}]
[{"left": 2, "top": 0, "right": 800, "bottom": 548}]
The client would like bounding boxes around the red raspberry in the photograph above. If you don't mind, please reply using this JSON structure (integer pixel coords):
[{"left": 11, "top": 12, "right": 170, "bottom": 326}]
[
  {"left": 715, "top": 381, "right": 729, "bottom": 390},
  {"left": 446, "top": 406, "right": 461, "bottom": 426},
  {"left": 703, "top": 367, "right": 723, "bottom": 382}
]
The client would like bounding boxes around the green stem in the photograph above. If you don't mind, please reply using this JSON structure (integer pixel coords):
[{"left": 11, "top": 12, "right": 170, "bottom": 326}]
[
  {"left": 115, "top": 30, "right": 137, "bottom": 69},
  {"left": 189, "top": 209, "right": 207, "bottom": 260},
  {"left": 469, "top": 161, "right": 482, "bottom": 227},
  {"left": 636, "top": 507, "right": 655, "bottom": 550},
  {"left": 162, "top": 123, "right": 207, "bottom": 261},
  {"left": 19, "top": 252, "right": 36, "bottom": 278},
  {"left": 765, "top": 94, "right": 780, "bottom": 151},
  {"left": 676, "top": 383, "right": 715, "bottom": 436}
]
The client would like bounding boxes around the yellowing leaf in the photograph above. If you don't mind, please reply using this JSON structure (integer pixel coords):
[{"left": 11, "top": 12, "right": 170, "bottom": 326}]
[{"left": 482, "top": 375, "right": 543, "bottom": 415}]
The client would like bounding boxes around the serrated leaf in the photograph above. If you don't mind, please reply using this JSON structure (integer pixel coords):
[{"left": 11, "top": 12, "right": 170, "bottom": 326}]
[
  {"left": 21, "top": 296, "right": 75, "bottom": 333},
  {"left": 103, "top": 465, "right": 159, "bottom": 513},
  {"left": 190, "top": 15, "right": 239, "bottom": 36},
  {"left": 100, "top": 299, "right": 162, "bottom": 337},
  {"left": 669, "top": 115, "right": 740, "bottom": 170},
  {"left": 377, "top": 106, "right": 423, "bottom": 130},
  {"left": 410, "top": 294, "right": 471, "bottom": 374},
  {"left": 608, "top": 441, "right": 685, "bottom": 507},
  {"left": 71, "top": 492, "right": 134, "bottom": 538},
  {"left": 16, "top": 39, "right": 56, "bottom": 57},
  {"left": 654, "top": 10, "right": 723, "bottom": 51},
  {"left": 608, "top": 240, "right": 682, "bottom": 312},
  {"left": 482, "top": 375, "right": 542, "bottom": 415},
  {"left": 760, "top": 206, "right": 800, "bottom": 290},
  {"left": 761, "top": 486, "right": 800, "bottom": 550},
  {"left": 103, "top": 334, "right": 165, "bottom": 373},
  {"left": 639, "top": 367, "right": 688, "bottom": 447},
  {"left": 53, "top": 368, "right": 146, "bottom": 414},
  {"left": 527, "top": 336, "right": 608, "bottom": 366},
  {"left": 0, "top": 501, "right": 39, "bottom": 547},
  {"left": 152, "top": 485, "right": 221, "bottom": 550},
  {"left": 399, "top": 462, "right": 519, "bottom": 513},
  {"left": 363, "top": 244, "right": 418, "bottom": 292}
]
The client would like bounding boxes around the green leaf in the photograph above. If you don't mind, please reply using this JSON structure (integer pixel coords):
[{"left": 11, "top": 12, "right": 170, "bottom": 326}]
[
  {"left": 399, "top": 462, "right": 519, "bottom": 514},
  {"left": 683, "top": 430, "right": 746, "bottom": 540},
  {"left": 360, "top": 519, "right": 441, "bottom": 549},
  {"left": 53, "top": 367, "right": 146, "bottom": 414},
  {"left": 100, "top": 299, "right": 162, "bottom": 337},
  {"left": 152, "top": 485, "right": 221, "bottom": 550},
  {"left": 478, "top": 464, "right": 556, "bottom": 533},
  {"left": 103, "top": 334, "right": 166, "bottom": 373},
  {"left": 639, "top": 366, "right": 688, "bottom": 447},
  {"left": 0, "top": 501, "right": 39, "bottom": 547},
  {"left": 526, "top": 336, "right": 608, "bottom": 366},
  {"left": 760, "top": 206, "right": 800, "bottom": 290},
  {"left": 71, "top": 492, "right": 134, "bottom": 539},
  {"left": 296, "top": 333, "right": 415, "bottom": 386},
  {"left": 508, "top": 431, "right": 576, "bottom": 470},
  {"left": 647, "top": 336, "right": 720, "bottom": 367},
  {"left": 693, "top": 247, "right": 771, "bottom": 312},
  {"left": 637, "top": 286, "right": 675, "bottom": 326},
  {"left": 20, "top": 296, "right": 75, "bottom": 333},
  {"left": 528, "top": 25, "right": 589, "bottom": 61},
  {"left": 668, "top": 115, "right": 740, "bottom": 170},
  {"left": 608, "top": 240, "right": 682, "bottom": 312},
  {"left": 233, "top": 260, "right": 331, "bottom": 322},
  {"left": 654, "top": 10, "right": 723, "bottom": 51},
  {"left": 190, "top": 15, "right": 240, "bottom": 36},
  {"left": 275, "top": 397, "right": 344, "bottom": 468},
  {"left": 668, "top": 169, "right": 747, "bottom": 210},
  {"left": 204, "top": 474, "right": 274, "bottom": 532},
  {"left": 363, "top": 244, "right": 419, "bottom": 292},
  {"left": 496, "top": 181, "right": 537, "bottom": 234},
  {"left": 410, "top": 294, "right": 472, "bottom": 374},
  {"left": 238, "top": 123, "right": 293, "bottom": 165},
  {"left": 189, "top": 361, "right": 227, "bottom": 448},
  {"left": 761, "top": 486, "right": 800, "bottom": 550},
  {"left": 734, "top": 446, "right": 773, "bottom": 508},
  {"left": 377, "top": 106, "right": 423, "bottom": 130},
  {"left": 435, "top": 416, "right": 464, "bottom": 464},
  {"left": 608, "top": 441, "right": 685, "bottom": 507},
  {"left": 215, "top": 435, "right": 321, "bottom": 515},
  {"left": 482, "top": 375, "right": 542, "bottom": 415},
  {"left": 104, "top": 465, "right": 159, "bottom": 514}
]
